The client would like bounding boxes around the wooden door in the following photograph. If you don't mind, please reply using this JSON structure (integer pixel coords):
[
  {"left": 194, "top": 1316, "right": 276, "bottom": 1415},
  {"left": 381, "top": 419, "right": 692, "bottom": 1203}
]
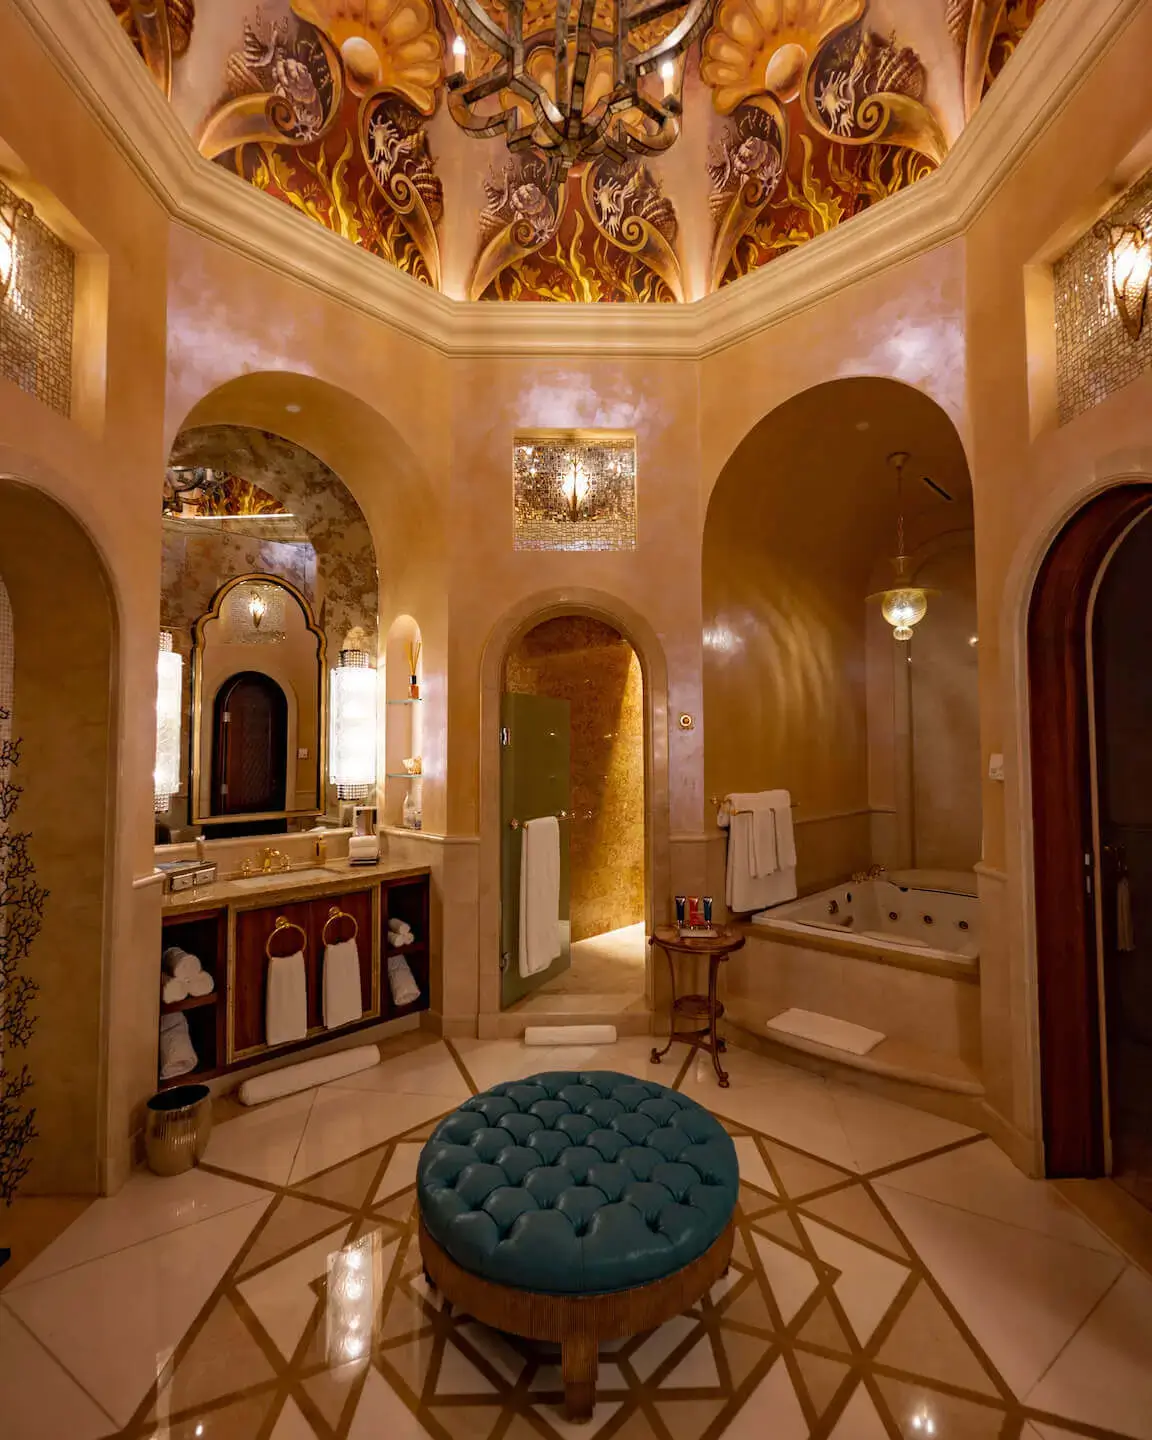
[
  {"left": 212, "top": 671, "right": 288, "bottom": 815},
  {"left": 1028, "top": 485, "right": 1152, "bottom": 1176}
]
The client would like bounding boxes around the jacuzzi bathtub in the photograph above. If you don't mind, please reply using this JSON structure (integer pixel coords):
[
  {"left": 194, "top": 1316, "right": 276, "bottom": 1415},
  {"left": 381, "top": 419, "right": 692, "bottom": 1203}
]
[
  {"left": 725, "top": 871, "right": 983, "bottom": 1079},
  {"left": 753, "top": 876, "right": 979, "bottom": 969}
]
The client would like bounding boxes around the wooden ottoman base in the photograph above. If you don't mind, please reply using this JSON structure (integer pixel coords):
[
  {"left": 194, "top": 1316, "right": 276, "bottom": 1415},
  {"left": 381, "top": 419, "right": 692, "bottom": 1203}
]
[{"left": 418, "top": 1218, "right": 735, "bottom": 1422}]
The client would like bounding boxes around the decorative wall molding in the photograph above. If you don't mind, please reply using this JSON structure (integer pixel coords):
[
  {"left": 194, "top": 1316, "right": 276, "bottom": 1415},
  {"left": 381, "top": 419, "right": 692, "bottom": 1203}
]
[{"left": 10, "top": 0, "right": 1142, "bottom": 360}]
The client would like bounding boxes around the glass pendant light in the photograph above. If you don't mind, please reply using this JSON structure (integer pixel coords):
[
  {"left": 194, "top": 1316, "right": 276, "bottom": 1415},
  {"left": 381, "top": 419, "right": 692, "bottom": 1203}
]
[{"left": 878, "top": 452, "right": 929, "bottom": 643}]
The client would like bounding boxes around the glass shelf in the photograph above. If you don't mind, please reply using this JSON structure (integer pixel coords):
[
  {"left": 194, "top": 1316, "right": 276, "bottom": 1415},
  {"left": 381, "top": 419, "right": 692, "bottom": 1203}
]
[
  {"left": 385, "top": 772, "right": 423, "bottom": 779},
  {"left": 386, "top": 698, "right": 423, "bottom": 705}
]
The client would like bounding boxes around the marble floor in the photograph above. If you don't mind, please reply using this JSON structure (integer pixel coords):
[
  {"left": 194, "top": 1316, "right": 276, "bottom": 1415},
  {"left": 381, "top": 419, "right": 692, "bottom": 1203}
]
[
  {"left": 2, "top": 1031, "right": 1151, "bottom": 1439},
  {"left": 511, "top": 923, "right": 649, "bottom": 1016}
]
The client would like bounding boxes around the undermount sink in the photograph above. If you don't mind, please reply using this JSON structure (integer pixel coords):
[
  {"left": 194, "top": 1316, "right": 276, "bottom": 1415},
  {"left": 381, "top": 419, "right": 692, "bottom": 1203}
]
[{"left": 229, "top": 867, "right": 335, "bottom": 887}]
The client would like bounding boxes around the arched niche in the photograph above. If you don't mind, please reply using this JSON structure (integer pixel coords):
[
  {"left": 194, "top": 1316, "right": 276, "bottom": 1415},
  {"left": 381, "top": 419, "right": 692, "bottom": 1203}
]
[
  {"left": 702, "top": 376, "right": 976, "bottom": 894},
  {"left": 384, "top": 614, "right": 423, "bottom": 830},
  {"left": 0, "top": 478, "right": 115, "bottom": 1195}
]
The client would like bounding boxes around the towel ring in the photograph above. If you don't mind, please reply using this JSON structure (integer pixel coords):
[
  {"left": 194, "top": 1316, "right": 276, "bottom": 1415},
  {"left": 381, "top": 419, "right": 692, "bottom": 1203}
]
[
  {"left": 322, "top": 905, "right": 359, "bottom": 947},
  {"left": 265, "top": 916, "right": 307, "bottom": 961}
]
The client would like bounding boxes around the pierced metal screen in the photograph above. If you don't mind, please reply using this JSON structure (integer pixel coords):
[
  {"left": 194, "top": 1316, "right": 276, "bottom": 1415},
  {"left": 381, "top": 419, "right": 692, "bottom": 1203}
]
[
  {"left": 1054, "top": 168, "right": 1152, "bottom": 426},
  {"left": 0, "top": 179, "right": 74, "bottom": 418},
  {"left": 513, "top": 435, "right": 637, "bottom": 552}
]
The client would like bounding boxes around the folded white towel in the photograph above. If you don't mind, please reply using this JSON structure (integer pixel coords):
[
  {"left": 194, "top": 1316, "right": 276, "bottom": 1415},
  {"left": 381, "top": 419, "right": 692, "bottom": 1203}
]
[
  {"left": 519, "top": 816, "right": 562, "bottom": 978},
  {"left": 162, "top": 946, "right": 202, "bottom": 982},
  {"left": 159, "top": 1012, "right": 198, "bottom": 1080},
  {"left": 724, "top": 800, "right": 797, "bottom": 914},
  {"left": 185, "top": 969, "right": 215, "bottom": 998},
  {"left": 348, "top": 835, "right": 380, "bottom": 862},
  {"left": 161, "top": 975, "right": 190, "bottom": 1006},
  {"left": 323, "top": 939, "right": 364, "bottom": 1029},
  {"left": 387, "top": 953, "right": 420, "bottom": 1007},
  {"left": 388, "top": 917, "right": 413, "bottom": 935},
  {"left": 266, "top": 950, "right": 308, "bottom": 1047}
]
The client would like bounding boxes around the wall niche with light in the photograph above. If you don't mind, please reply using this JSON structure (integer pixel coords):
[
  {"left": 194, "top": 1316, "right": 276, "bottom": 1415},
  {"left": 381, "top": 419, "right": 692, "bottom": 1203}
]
[
  {"left": 1054, "top": 166, "right": 1152, "bottom": 425},
  {"left": 513, "top": 432, "right": 637, "bottom": 553},
  {"left": 0, "top": 174, "right": 75, "bottom": 418}
]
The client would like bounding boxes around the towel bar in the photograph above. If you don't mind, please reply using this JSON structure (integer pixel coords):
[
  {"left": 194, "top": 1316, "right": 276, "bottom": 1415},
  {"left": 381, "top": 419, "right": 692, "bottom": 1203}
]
[
  {"left": 509, "top": 811, "right": 571, "bottom": 829},
  {"left": 711, "top": 796, "right": 799, "bottom": 815}
]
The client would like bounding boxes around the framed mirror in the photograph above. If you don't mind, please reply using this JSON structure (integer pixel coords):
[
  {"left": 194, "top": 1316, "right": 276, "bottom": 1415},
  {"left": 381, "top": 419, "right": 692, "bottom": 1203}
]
[{"left": 190, "top": 574, "right": 326, "bottom": 827}]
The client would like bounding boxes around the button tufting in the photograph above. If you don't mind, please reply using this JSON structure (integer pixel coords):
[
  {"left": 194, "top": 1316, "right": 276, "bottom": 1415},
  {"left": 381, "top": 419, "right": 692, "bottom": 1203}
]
[{"left": 419, "top": 1071, "right": 738, "bottom": 1297}]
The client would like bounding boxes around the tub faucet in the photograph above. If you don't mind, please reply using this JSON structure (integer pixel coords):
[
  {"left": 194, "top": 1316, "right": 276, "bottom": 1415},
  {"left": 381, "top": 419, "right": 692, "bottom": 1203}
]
[{"left": 851, "top": 864, "right": 887, "bottom": 883}]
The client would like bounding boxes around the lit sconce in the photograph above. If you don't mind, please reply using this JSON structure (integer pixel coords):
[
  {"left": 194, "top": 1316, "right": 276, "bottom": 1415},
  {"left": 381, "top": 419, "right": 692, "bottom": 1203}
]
[
  {"left": 0, "top": 191, "right": 31, "bottom": 301},
  {"left": 564, "top": 453, "right": 591, "bottom": 520},
  {"left": 154, "top": 631, "right": 183, "bottom": 813},
  {"left": 329, "top": 645, "right": 377, "bottom": 802},
  {"left": 1104, "top": 222, "right": 1151, "bottom": 340},
  {"left": 248, "top": 591, "right": 267, "bottom": 629}
]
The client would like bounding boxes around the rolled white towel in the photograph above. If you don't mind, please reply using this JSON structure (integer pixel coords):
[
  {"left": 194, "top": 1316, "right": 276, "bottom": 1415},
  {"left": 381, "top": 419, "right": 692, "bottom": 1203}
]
[
  {"left": 185, "top": 969, "right": 215, "bottom": 998},
  {"left": 387, "top": 953, "right": 420, "bottom": 1007},
  {"left": 162, "top": 975, "right": 190, "bottom": 1006},
  {"left": 387, "top": 917, "right": 411, "bottom": 934},
  {"left": 389, "top": 931, "right": 413, "bottom": 948},
  {"left": 159, "top": 1012, "right": 198, "bottom": 1080},
  {"left": 162, "top": 946, "right": 202, "bottom": 982}
]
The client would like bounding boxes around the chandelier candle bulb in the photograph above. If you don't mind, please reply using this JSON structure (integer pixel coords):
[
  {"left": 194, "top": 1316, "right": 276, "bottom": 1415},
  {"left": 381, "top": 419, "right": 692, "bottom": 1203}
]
[{"left": 451, "top": 34, "right": 465, "bottom": 74}]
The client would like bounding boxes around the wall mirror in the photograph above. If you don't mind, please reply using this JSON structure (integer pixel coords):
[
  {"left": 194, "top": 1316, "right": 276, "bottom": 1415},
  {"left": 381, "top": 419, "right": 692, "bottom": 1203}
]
[
  {"left": 156, "top": 426, "right": 380, "bottom": 844},
  {"left": 190, "top": 574, "right": 325, "bottom": 829}
]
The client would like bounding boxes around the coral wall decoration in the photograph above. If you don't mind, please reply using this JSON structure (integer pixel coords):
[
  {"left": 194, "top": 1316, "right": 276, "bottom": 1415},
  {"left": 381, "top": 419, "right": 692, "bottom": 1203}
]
[
  {"left": 198, "top": 1, "right": 444, "bottom": 286},
  {"left": 109, "top": 0, "right": 196, "bottom": 97},
  {"left": 0, "top": 704, "right": 46, "bottom": 1204},
  {"left": 949, "top": 0, "right": 1051, "bottom": 120},
  {"left": 700, "top": 0, "right": 943, "bottom": 289},
  {"left": 472, "top": 155, "right": 682, "bottom": 302}
]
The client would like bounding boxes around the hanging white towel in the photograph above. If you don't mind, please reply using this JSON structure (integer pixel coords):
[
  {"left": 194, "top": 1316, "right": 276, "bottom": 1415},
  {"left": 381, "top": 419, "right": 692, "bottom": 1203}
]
[
  {"left": 266, "top": 950, "right": 308, "bottom": 1047},
  {"left": 387, "top": 952, "right": 421, "bottom": 1007},
  {"left": 323, "top": 939, "right": 364, "bottom": 1029},
  {"left": 1118, "top": 875, "right": 1136, "bottom": 953},
  {"left": 519, "top": 815, "right": 562, "bottom": 978},
  {"left": 162, "top": 946, "right": 202, "bottom": 982},
  {"left": 722, "top": 791, "right": 797, "bottom": 914},
  {"left": 159, "top": 1012, "right": 198, "bottom": 1080}
]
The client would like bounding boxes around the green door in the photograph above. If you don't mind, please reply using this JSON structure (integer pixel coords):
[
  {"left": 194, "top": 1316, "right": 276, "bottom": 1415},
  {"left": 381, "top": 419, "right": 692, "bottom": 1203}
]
[{"left": 501, "top": 692, "right": 571, "bottom": 1008}]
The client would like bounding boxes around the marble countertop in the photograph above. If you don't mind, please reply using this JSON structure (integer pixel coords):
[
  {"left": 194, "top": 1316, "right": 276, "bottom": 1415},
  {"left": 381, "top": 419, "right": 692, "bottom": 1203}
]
[{"left": 160, "top": 856, "right": 430, "bottom": 915}]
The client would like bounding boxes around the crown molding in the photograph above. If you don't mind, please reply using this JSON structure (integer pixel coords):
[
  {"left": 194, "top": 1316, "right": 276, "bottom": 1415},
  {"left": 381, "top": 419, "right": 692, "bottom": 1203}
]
[{"left": 11, "top": 0, "right": 1141, "bottom": 360}]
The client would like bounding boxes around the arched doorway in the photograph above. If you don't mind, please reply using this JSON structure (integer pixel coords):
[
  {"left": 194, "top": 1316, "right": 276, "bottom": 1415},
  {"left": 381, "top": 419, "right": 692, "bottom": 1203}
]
[
  {"left": 1029, "top": 484, "right": 1152, "bottom": 1194},
  {"left": 0, "top": 478, "right": 115, "bottom": 1195},
  {"left": 499, "top": 615, "right": 647, "bottom": 1016},
  {"left": 211, "top": 671, "right": 289, "bottom": 814}
]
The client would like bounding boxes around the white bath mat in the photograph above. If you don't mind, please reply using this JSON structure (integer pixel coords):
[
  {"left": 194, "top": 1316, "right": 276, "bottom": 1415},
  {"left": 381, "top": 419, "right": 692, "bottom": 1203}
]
[{"left": 766, "top": 1008, "right": 885, "bottom": 1056}]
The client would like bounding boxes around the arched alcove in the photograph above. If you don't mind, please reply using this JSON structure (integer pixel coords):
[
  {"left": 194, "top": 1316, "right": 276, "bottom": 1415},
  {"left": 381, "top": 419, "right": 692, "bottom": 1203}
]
[
  {"left": 384, "top": 613, "right": 423, "bottom": 830},
  {"left": 702, "top": 376, "right": 976, "bottom": 895},
  {"left": 0, "top": 477, "right": 115, "bottom": 1195}
]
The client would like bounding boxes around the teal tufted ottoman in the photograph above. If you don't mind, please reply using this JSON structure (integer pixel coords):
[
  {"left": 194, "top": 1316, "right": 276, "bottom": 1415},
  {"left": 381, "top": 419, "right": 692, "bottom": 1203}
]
[{"left": 417, "top": 1071, "right": 738, "bottom": 1421}]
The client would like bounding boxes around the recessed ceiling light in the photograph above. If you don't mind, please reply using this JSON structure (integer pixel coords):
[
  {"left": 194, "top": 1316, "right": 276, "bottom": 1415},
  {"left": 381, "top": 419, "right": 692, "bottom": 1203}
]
[
  {"left": 855, "top": 420, "right": 870, "bottom": 431},
  {"left": 285, "top": 403, "right": 302, "bottom": 414}
]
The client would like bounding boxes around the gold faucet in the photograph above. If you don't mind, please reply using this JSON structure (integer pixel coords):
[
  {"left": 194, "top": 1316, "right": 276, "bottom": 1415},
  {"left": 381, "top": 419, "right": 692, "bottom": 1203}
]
[
  {"left": 260, "top": 847, "right": 291, "bottom": 874},
  {"left": 851, "top": 864, "right": 887, "bottom": 883}
]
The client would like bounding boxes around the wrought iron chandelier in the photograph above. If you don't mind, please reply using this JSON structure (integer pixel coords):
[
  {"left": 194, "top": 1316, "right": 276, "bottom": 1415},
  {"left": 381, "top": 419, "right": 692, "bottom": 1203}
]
[{"left": 444, "top": 0, "right": 716, "bottom": 178}]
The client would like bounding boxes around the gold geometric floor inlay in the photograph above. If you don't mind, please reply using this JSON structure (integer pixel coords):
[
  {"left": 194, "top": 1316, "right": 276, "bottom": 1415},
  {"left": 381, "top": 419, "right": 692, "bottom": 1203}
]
[{"left": 93, "top": 1076, "right": 1141, "bottom": 1440}]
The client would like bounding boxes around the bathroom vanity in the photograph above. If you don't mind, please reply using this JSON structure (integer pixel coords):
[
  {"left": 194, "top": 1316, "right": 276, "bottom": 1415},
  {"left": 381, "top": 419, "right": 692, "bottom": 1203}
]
[{"left": 158, "top": 859, "right": 431, "bottom": 1089}]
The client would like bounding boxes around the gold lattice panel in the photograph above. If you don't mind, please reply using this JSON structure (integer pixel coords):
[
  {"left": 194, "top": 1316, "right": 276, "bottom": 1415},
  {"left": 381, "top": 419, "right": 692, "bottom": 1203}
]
[
  {"left": 1054, "top": 168, "right": 1152, "bottom": 426},
  {"left": 513, "top": 433, "right": 637, "bottom": 552},
  {"left": 0, "top": 178, "right": 74, "bottom": 418}
]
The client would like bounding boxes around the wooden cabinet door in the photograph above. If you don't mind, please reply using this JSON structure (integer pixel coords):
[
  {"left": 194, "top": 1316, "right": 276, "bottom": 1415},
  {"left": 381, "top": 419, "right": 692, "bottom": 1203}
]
[{"left": 232, "top": 899, "right": 314, "bottom": 1059}]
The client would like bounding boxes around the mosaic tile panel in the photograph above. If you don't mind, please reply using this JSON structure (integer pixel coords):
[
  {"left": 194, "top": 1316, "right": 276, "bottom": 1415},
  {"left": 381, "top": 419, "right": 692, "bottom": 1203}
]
[
  {"left": 513, "top": 437, "right": 637, "bottom": 552},
  {"left": 1055, "top": 167, "right": 1152, "bottom": 425},
  {"left": 0, "top": 178, "right": 74, "bottom": 417}
]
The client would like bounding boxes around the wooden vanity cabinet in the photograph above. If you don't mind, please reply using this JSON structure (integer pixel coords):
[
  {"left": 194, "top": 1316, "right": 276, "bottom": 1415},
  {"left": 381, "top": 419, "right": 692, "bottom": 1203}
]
[{"left": 231, "top": 885, "right": 378, "bottom": 1062}]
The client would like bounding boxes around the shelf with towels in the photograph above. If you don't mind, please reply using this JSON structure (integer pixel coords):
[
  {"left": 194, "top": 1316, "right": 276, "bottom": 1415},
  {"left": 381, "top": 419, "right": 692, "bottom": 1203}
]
[{"left": 160, "top": 991, "right": 218, "bottom": 1016}]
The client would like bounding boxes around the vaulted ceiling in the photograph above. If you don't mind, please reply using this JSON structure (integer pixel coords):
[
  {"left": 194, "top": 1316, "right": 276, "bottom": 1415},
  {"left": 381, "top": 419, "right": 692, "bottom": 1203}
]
[{"left": 107, "top": 0, "right": 1048, "bottom": 302}]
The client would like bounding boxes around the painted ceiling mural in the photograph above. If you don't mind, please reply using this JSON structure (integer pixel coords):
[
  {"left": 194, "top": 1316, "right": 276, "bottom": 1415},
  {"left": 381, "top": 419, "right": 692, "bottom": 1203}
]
[{"left": 107, "top": 0, "right": 1050, "bottom": 302}]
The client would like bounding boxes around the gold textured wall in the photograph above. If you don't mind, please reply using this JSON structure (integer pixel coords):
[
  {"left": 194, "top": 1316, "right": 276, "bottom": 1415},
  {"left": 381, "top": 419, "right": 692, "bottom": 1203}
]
[{"left": 505, "top": 616, "right": 644, "bottom": 941}]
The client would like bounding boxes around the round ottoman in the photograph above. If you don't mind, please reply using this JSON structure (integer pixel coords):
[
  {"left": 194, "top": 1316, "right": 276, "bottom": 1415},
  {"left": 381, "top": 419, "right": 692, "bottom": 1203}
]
[{"left": 417, "top": 1071, "right": 739, "bottom": 1420}]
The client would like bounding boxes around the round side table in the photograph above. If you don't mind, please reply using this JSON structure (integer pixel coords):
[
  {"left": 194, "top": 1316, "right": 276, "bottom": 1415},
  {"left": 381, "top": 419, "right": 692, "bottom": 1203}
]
[{"left": 649, "top": 925, "right": 745, "bottom": 1087}]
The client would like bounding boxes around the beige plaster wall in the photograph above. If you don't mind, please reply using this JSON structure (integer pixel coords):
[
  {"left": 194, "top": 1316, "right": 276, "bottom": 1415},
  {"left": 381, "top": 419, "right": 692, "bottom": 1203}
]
[
  {"left": 0, "top": 0, "right": 171, "bottom": 1193},
  {"left": 964, "top": 1, "right": 1152, "bottom": 1165}
]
